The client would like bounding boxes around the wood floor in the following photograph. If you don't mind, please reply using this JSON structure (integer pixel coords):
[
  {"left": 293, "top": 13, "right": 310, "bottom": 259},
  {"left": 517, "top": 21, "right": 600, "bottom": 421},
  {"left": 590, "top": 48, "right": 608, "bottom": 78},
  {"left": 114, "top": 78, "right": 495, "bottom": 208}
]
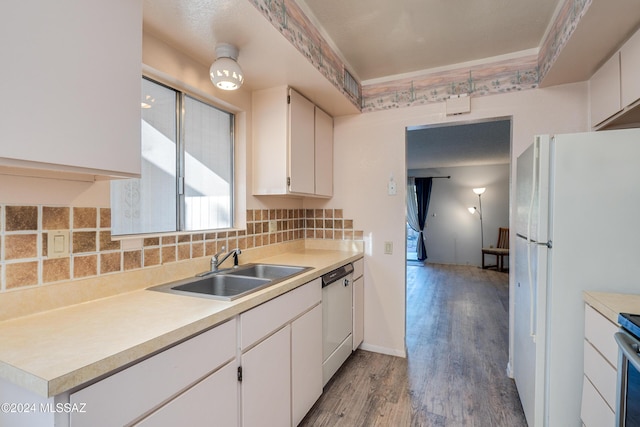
[{"left": 299, "top": 263, "right": 527, "bottom": 427}]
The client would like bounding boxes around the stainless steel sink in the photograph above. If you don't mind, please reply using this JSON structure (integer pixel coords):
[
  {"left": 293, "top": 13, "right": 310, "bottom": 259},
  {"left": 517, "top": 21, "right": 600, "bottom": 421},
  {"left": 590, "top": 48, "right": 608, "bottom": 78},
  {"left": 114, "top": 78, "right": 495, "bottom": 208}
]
[
  {"left": 173, "top": 275, "right": 271, "bottom": 299},
  {"left": 231, "top": 264, "right": 309, "bottom": 280},
  {"left": 148, "top": 263, "right": 311, "bottom": 301}
]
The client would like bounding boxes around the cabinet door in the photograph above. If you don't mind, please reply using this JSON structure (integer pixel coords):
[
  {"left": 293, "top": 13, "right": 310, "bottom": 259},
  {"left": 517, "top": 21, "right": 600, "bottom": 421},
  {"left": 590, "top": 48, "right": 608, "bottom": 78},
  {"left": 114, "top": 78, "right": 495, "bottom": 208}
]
[
  {"left": 0, "top": 0, "right": 141, "bottom": 178},
  {"left": 621, "top": 28, "right": 640, "bottom": 108},
  {"left": 135, "top": 361, "right": 238, "bottom": 427},
  {"left": 288, "top": 88, "right": 315, "bottom": 194},
  {"left": 590, "top": 52, "right": 621, "bottom": 126},
  {"left": 242, "top": 326, "right": 291, "bottom": 427},
  {"left": 314, "top": 107, "right": 333, "bottom": 197},
  {"left": 292, "top": 305, "right": 322, "bottom": 425},
  {"left": 353, "top": 276, "right": 364, "bottom": 351},
  {"left": 252, "top": 86, "right": 289, "bottom": 195}
]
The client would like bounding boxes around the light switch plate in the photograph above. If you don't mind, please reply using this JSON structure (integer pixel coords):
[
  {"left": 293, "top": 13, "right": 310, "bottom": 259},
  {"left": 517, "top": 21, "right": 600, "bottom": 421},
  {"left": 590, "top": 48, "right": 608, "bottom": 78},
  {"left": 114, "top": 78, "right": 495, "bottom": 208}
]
[
  {"left": 47, "top": 230, "right": 70, "bottom": 259},
  {"left": 384, "top": 241, "right": 393, "bottom": 254}
]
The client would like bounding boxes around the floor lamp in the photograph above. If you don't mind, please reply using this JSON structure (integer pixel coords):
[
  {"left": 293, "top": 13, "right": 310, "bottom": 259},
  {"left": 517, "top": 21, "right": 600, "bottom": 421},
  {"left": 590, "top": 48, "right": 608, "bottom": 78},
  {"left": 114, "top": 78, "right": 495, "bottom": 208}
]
[{"left": 468, "top": 187, "right": 486, "bottom": 249}]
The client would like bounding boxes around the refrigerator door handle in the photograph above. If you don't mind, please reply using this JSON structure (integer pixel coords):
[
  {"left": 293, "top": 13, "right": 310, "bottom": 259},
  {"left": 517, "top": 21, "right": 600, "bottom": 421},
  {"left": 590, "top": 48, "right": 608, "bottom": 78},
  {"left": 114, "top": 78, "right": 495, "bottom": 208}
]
[{"left": 516, "top": 233, "right": 552, "bottom": 248}]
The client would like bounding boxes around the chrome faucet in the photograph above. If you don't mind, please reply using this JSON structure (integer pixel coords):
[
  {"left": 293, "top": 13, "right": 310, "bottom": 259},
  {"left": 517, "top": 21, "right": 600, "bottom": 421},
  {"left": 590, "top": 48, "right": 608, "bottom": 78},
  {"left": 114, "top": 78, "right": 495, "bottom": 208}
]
[{"left": 211, "top": 246, "right": 241, "bottom": 272}]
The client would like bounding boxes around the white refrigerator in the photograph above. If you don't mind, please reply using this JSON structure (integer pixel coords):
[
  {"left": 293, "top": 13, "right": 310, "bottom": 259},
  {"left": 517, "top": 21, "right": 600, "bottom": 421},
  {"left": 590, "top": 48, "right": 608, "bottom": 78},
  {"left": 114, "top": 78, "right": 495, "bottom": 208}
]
[{"left": 513, "top": 128, "right": 640, "bottom": 427}]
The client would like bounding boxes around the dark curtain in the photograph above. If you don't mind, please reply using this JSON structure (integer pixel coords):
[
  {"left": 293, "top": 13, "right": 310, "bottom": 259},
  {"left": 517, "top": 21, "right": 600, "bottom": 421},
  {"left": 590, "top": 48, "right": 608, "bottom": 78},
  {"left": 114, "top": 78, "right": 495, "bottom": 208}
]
[{"left": 415, "top": 177, "right": 433, "bottom": 261}]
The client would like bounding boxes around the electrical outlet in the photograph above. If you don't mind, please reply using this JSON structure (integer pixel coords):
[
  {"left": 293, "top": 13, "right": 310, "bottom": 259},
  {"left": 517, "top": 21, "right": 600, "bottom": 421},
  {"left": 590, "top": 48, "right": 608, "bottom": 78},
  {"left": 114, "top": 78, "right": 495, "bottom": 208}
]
[
  {"left": 388, "top": 180, "right": 397, "bottom": 195},
  {"left": 47, "top": 230, "right": 70, "bottom": 259},
  {"left": 384, "top": 241, "right": 393, "bottom": 254},
  {"left": 269, "top": 220, "right": 277, "bottom": 233}
]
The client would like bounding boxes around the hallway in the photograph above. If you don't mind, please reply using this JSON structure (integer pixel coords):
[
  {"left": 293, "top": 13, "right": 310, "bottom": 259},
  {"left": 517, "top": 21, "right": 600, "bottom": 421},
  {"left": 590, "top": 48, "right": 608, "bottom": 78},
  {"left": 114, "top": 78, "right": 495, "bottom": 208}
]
[{"left": 300, "top": 263, "right": 526, "bottom": 426}]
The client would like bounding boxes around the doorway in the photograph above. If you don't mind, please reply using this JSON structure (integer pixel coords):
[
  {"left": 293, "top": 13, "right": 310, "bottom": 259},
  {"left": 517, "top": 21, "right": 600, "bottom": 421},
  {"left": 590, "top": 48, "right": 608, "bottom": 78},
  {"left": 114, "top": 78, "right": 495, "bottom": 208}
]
[{"left": 405, "top": 117, "right": 512, "bottom": 266}]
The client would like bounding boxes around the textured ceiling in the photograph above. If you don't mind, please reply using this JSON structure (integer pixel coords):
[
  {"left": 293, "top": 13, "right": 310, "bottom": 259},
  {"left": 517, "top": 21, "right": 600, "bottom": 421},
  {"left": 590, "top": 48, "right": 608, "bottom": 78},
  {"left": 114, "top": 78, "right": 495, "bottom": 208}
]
[{"left": 298, "top": 0, "right": 561, "bottom": 82}]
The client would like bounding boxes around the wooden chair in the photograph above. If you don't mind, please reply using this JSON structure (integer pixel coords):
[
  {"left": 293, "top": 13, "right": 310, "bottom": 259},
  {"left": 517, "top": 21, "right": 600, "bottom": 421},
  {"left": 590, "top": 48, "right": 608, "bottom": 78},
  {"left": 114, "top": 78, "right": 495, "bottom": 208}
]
[{"left": 482, "top": 227, "right": 509, "bottom": 272}]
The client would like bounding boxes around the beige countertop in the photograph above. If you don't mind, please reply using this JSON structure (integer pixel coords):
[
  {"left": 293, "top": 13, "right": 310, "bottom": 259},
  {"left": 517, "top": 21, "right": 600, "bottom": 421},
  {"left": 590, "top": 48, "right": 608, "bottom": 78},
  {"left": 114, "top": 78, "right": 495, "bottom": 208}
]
[
  {"left": 0, "top": 242, "right": 363, "bottom": 398},
  {"left": 583, "top": 291, "right": 640, "bottom": 324}
]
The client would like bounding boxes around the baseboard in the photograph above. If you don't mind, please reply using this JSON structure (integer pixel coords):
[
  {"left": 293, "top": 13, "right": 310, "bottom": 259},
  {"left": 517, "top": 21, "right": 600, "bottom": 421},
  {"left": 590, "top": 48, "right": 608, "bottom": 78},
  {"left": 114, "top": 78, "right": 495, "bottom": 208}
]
[{"left": 358, "top": 342, "right": 406, "bottom": 358}]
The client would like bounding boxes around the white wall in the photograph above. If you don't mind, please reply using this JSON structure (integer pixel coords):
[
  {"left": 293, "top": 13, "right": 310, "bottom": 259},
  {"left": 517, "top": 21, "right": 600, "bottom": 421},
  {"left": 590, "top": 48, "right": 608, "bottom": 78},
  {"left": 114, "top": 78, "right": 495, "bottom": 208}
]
[
  {"left": 306, "top": 82, "right": 589, "bottom": 357},
  {"left": 409, "top": 164, "right": 510, "bottom": 266}
]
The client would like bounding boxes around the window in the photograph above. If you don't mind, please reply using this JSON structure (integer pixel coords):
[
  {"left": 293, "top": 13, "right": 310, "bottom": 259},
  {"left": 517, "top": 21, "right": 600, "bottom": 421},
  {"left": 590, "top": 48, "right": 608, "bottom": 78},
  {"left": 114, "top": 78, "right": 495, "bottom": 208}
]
[{"left": 111, "top": 77, "right": 234, "bottom": 235}]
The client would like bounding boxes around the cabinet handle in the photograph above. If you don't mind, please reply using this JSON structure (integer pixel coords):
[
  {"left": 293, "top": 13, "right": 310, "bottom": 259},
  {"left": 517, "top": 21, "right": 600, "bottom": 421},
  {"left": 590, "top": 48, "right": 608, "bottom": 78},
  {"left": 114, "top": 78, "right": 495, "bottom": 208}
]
[{"left": 344, "top": 279, "right": 350, "bottom": 286}]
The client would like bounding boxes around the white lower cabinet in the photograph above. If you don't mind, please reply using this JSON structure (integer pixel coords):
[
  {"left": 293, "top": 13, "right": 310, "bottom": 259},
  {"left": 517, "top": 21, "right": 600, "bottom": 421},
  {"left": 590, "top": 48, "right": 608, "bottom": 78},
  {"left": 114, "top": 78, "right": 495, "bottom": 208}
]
[
  {"left": 242, "top": 325, "right": 292, "bottom": 427},
  {"left": 582, "top": 377, "right": 615, "bottom": 427},
  {"left": 135, "top": 360, "right": 238, "bottom": 427},
  {"left": 581, "top": 304, "right": 617, "bottom": 426},
  {"left": 70, "top": 319, "right": 236, "bottom": 427},
  {"left": 292, "top": 304, "right": 323, "bottom": 425},
  {"left": 240, "top": 279, "right": 322, "bottom": 426},
  {"left": 3, "top": 278, "right": 326, "bottom": 427}
]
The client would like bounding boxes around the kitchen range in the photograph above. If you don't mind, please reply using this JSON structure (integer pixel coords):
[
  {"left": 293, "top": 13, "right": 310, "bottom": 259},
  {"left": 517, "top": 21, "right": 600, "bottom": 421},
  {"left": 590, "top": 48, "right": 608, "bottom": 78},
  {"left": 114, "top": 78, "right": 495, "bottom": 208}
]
[{"left": 615, "top": 313, "right": 640, "bottom": 427}]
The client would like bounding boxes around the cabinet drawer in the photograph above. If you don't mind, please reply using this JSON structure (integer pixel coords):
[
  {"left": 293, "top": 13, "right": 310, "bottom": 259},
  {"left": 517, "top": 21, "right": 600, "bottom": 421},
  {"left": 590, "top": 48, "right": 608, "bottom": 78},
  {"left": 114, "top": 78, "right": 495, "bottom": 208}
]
[
  {"left": 70, "top": 319, "right": 236, "bottom": 427},
  {"left": 584, "top": 339, "right": 616, "bottom": 409},
  {"left": 584, "top": 304, "right": 618, "bottom": 366},
  {"left": 240, "top": 279, "right": 321, "bottom": 350},
  {"left": 135, "top": 360, "right": 238, "bottom": 427},
  {"left": 353, "top": 258, "right": 364, "bottom": 279},
  {"left": 581, "top": 375, "right": 615, "bottom": 427}
]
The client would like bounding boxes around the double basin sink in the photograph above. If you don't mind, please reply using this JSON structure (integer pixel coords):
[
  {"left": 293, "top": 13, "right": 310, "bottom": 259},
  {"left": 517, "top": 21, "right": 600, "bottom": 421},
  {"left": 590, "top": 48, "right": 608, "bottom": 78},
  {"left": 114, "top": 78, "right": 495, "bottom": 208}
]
[{"left": 149, "top": 263, "right": 312, "bottom": 301}]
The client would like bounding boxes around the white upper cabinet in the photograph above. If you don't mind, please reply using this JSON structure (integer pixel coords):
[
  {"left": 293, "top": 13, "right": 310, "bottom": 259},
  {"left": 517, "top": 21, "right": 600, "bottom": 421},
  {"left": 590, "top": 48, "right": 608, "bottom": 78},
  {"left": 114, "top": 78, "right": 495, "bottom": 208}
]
[
  {"left": 621, "top": 28, "right": 640, "bottom": 108},
  {"left": 590, "top": 26, "right": 640, "bottom": 129},
  {"left": 289, "top": 89, "right": 316, "bottom": 194},
  {"left": 314, "top": 107, "right": 334, "bottom": 197},
  {"left": 589, "top": 52, "right": 621, "bottom": 127},
  {"left": 252, "top": 86, "right": 333, "bottom": 197},
  {"left": 0, "top": 0, "right": 142, "bottom": 179}
]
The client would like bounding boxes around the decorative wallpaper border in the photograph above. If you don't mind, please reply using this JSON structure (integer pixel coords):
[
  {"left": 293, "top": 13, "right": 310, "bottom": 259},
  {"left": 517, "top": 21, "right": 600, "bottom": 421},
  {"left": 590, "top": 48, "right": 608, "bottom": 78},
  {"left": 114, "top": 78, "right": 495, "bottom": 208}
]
[
  {"left": 248, "top": 0, "right": 591, "bottom": 112},
  {"left": 248, "top": 0, "right": 362, "bottom": 108},
  {"left": 361, "top": 55, "right": 539, "bottom": 112},
  {"left": 538, "top": 0, "right": 592, "bottom": 83}
]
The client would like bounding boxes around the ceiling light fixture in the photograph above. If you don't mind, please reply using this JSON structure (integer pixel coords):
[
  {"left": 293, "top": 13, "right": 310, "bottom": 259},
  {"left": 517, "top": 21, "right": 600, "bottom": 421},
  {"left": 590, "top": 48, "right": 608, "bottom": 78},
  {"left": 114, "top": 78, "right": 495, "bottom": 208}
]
[{"left": 209, "top": 43, "right": 244, "bottom": 91}]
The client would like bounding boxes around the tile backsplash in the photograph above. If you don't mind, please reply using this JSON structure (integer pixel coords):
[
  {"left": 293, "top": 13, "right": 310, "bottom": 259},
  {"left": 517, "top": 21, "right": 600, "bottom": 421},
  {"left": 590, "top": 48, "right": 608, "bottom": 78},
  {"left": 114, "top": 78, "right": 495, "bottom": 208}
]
[{"left": 0, "top": 205, "right": 363, "bottom": 291}]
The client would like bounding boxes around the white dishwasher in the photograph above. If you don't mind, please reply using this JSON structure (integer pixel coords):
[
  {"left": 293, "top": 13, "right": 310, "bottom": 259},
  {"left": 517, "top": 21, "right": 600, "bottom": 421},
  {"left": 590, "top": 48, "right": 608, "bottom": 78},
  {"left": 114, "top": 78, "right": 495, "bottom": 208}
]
[{"left": 321, "top": 263, "right": 354, "bottom": 387}]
